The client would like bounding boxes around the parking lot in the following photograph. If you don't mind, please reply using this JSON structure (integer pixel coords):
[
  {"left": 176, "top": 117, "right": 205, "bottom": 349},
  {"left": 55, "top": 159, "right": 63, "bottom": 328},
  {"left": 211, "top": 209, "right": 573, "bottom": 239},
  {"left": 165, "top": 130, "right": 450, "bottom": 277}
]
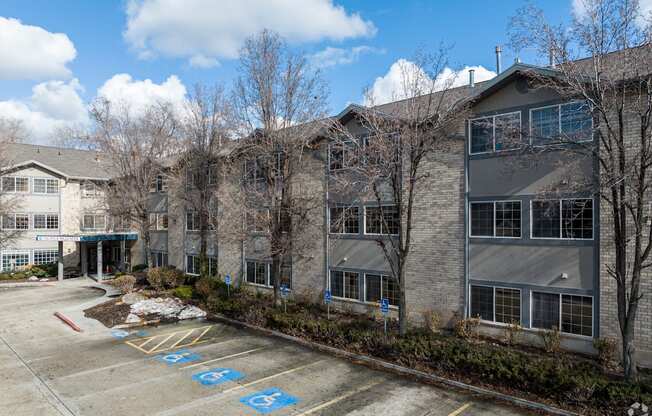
[{"left": 0, "top": 280, "right": 531, "bottom": 416}]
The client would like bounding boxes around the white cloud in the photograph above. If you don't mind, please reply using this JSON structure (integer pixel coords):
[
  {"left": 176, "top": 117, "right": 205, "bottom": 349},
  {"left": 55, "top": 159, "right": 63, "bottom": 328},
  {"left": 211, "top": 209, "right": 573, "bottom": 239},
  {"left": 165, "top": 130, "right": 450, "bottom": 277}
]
[
  {"left": 0, "top": 17, "right": 76, "bottom": 80},
  {"left": 0, "top": 79, "right": 89, "bottom": 143},
  {"left": 97, "top": 73, "right": 188, "bottom": 117},
  {"left": 188, "top": 54, "right": 220, "bottom": 69},
  {"left": 365, "top": 59, "right": 496, "bottom": 106},
  {"left": 309, "top": 45, "right": 385, "bottom": 69},
  {"left": 572, "top": 0, "right": 652, "bottom": 26},
  {"left": 124, "top": 0, "right": 376, "bottom": 66}
]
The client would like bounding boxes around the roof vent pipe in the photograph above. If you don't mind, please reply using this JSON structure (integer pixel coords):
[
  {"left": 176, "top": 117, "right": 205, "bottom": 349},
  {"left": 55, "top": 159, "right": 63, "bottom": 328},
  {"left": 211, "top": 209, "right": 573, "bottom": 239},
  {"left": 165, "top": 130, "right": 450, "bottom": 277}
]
[
  {"left": 495, "top": 45, "right": 502, "bottom": 74},
  {"left": 549, "top": 48, "right": 556, "bottom": 68},
  {"left": 468, "top": 69, "right": 475, "bottom": 88}
]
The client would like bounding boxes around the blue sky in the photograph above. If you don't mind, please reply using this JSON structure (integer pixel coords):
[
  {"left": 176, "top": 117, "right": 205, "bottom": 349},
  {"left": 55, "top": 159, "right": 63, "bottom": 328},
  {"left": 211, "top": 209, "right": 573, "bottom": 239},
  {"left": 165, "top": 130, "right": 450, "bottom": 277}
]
[{"left": 0, "top": 0, "right": 575, "bottom": 144}]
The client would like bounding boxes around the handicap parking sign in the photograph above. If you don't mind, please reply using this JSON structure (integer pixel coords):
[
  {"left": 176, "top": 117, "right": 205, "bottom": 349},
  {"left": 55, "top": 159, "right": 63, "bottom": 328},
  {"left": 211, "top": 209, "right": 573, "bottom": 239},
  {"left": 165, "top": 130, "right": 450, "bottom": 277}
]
[
  {"left": 225, "top": 274, "right": 231, "bottom": 285},
  {"left": 380, "top": 298, "right": 389, "bottom": 314},
  {"left": 324, "top": 290, "right": 332, "bottom": 304},
  {"left": 155, "top": 349, "right": 201, "bottom": 365},
  {"left": 192, "top": 368, "right": 243, "bottom": 386},
  {"left": 240, "top": 387, "right": 299, "bottom": 414},
  {"left": 280, "top": 284, "right": 290, "bottom": 297}
]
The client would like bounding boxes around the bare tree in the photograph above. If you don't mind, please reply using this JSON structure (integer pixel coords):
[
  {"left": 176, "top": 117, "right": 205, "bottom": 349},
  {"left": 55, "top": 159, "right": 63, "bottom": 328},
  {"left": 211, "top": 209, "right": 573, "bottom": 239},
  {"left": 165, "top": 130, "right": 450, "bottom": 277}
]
[
  {"left": 231, "top": 29, "right": 329, "bottom": 303},
  {"left": 0, "top": 117, "right": 26, "bottom": 255},
  {"left": 329, "top": 51, "right": 472, "bottom": 335},
  {"left": 509, "top": 0, "right": 652, "bottom": 379},
  {"left": 90, "top": 99, "right": 179, "bottom": 269},
  {"left": 170, "top": 84, "right": 234, "bottom": 278}
]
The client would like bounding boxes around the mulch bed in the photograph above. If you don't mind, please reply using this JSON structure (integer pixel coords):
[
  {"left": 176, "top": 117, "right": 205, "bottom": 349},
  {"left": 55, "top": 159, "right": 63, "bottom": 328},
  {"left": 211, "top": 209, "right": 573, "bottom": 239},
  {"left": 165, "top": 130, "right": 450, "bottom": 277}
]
[{"left": 84, "top": 299, "right": 132, "bottom": 327}]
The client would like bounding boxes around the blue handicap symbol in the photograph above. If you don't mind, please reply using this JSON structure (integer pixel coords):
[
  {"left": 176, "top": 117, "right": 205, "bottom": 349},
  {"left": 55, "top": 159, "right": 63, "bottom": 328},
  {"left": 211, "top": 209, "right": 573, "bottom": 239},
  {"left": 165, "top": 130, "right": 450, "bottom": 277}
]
[
  {"left": 192, "top": 368, "right": 243, "bottom": 386},
  {"left": 324, "top": 290, "right": 332, "bottom": 304},
  {"left": 240, "top": 387, "right": 299, "bottom": 414},
  {"left": 380, "top": 298, "right": 389, "bottom": 314},
  {"left": 155, "top": 349, "right": 201, "bottom": 365},
  {"left": 225, "top": 274, "right": 231, "bottom": 285},
  {"left": 111, "top": 329, "right": 130, "bottom": 339},
  {"left": 280, "top": 284, "right": 290, "bottom": 297}
]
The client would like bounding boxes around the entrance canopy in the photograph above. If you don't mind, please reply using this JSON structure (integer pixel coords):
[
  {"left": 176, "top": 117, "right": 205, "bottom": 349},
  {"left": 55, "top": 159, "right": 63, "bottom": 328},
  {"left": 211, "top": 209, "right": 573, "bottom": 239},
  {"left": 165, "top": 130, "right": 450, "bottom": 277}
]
[{"left": 35, "top": 233, "right": 138, "bottom": 281}]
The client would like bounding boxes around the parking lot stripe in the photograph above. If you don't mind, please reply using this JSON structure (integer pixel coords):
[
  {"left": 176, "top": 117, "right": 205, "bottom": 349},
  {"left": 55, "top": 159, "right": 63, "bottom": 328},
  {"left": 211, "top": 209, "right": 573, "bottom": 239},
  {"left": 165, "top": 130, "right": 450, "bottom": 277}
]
[
  {"left": 448, "top": 403, "right": 472, "bottom": 416},
  {"left": 294, "top": 379, "right": 384, "bottom": 415},
  {"left": 222, "top": 359, "right": 327, "bottom": 394},
  {"left": 179, "top": 347, "right": 266, "bottom": 370}
]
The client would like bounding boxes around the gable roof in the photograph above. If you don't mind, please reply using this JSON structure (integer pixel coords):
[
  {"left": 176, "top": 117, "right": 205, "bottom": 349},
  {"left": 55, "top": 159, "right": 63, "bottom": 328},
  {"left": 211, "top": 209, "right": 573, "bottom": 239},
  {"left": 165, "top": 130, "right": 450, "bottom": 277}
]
[{"left": 2, "top": 143, "right": 115, "bottom": 180}]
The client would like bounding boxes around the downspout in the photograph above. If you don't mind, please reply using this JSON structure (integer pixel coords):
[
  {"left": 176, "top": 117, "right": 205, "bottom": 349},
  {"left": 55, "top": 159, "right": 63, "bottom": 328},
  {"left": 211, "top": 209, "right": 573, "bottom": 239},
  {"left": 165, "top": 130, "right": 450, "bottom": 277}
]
[
  {"left": 324, "top": 143, "right": 330, "bottom": 296},
  {"left": 463, "top": 121, "right": 470, "bottom": 319}
]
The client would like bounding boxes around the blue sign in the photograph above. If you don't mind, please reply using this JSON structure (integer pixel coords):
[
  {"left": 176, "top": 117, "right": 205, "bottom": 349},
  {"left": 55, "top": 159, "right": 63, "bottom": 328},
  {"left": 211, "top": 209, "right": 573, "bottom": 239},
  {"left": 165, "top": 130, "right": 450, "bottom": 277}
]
[
  {"left": 240, "top": 388, "right": 299, "bottom": 414},
  {"left": 380, "top": 298, "right": 389, "bottom": 314},
  {"left": 155, "top": 349, "right": 201, "bottom": 365},
  {"left": 280, "top": 284, "right": 290, "bottom": 297},
  {"left": 111, "top": 329, "right": 130, "bottom": 339},
  {"left": 324, "top": 290, "right": 332, "bottom": 304},
  {"left": 225, "top": 274, "right": 231, "bottom": 285},
  {"left": 192, "top": 368, "right": 243, "bottom": 386}
]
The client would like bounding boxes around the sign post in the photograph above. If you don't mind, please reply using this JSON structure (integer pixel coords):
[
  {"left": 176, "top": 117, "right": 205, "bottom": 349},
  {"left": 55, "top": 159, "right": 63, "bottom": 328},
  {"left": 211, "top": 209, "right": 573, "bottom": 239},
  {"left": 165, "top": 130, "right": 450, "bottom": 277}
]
[
  {"left": 324, "top": 290, "right": 332, "bottom": 319},
  {"left": 280, "top": 284, "right": 289, "bottom": 313},
  {"left": 225, "top": 274, "right": 231, "bottom": 297},
  {"left": 380, "top": 298, "right": 389, "bottom": 336}
]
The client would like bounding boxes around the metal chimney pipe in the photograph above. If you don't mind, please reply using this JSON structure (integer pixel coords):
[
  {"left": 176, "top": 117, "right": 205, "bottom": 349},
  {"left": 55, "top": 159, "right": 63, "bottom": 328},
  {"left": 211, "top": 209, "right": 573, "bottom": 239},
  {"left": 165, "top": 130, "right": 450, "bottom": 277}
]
[
  {"left": 549, "top": 48, "right": 556, "bottom": 68},
  {"left": 495, "top": 45, "right": 502, "bottom": 74},
  {"left": 469, "top": 69, "right": 475, "bottom": 87}
]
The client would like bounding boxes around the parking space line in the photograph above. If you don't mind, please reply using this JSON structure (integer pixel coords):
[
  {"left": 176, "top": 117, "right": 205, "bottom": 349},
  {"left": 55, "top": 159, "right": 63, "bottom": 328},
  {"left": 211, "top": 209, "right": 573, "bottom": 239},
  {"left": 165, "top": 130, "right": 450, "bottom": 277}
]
[
  {"left": 294, "top": 379, "right": 384, "bottom": 415},
  {"left": 448, "top": 403, "right": 472, "bottom": 416},
  {"left": 222, "top": 359, "right": 327, "bottom": 394},
  {"left": 180, "top": 347, "right": 266, "bottom": 370},
  {"left": 125, "top": 325, "right": 214, "bottom": 354}
]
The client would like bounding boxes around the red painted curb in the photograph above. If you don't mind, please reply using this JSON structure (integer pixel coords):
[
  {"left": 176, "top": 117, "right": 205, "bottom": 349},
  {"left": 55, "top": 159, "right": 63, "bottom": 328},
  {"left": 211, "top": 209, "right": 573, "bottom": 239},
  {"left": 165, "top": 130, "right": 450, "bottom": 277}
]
[{"left": 54, "top": 312, "right": 82, "bottom": 332}]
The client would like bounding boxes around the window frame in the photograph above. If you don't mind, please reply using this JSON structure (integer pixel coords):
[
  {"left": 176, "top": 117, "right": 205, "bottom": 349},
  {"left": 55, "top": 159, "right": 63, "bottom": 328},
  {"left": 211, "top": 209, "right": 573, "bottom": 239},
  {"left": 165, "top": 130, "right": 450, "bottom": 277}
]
[
  {"left": 363, "top": 205, "right": 399, "bottom": 236},
  {"left": 245, "top": 260, "right": 271, "bottom": 287},
  {"left": 82, "top": 214, "right": 107, "bottom": 231},
  {"left": 33, "top": 213, "right": 59, "bottom": 230},
  {"left": 33, "top": 249, "right": 58, "bottom": 265},
  {"left": 469, "top": 284, "right": 522, "bottom": 325},
  {"left": 529, "top": 101, "right": 593, "bottom": 146},
  {"left": 186, "top": 211, "right": 200, "bottom": 232},
  {"left": 1, "top": 213, "right": 30, "bottom": 230},
  {"left": 32, "top": 178, "right": 59, "bottom": 195},
  {"left": 329, "top": 206, "right": 360, "bottom": 235},
  {"left": 152, "top": 251, "right": 169, "bottom": 268},
  {"left": 469, "top": 200, "right": 521, "bottom": 239},
  {"left": 328, "top": 269, "right": 360, "bottom": 301},
  {"left": 363, "top": 273, "right": 399, "bottom": 308},
  {"left": 529, "top": 291, "right": 594, "bottom": 338},
  {"left": 1, "top": 251, "right": 30, "bottom": 272},
  {"left": 1, "top": 176, "right": 30, "bottom": 193},
  {"left": 185, "top": 255, "right": 200, "bottom": 276},
  {"left": 530, "top": 198, "right": 594, "bottom": 241},
  {"left": 468, "top": 111, "right": 522, "bottom": 155}
]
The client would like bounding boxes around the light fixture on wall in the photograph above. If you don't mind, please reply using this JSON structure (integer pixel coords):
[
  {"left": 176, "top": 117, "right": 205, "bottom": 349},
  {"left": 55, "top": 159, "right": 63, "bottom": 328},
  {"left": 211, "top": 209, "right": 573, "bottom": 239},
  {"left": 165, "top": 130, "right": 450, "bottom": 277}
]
[{"left": 560, "top": 272, "right": 568, "bottom": 280}]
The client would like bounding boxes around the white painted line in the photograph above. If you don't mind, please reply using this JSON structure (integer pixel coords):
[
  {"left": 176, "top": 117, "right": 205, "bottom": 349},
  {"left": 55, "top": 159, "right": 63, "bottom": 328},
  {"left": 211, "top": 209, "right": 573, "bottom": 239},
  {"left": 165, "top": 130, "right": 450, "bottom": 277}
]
[
  {"left": 222, "top": 359, "right": 326, "bottom": 393},
  {"left": 448, "top": 403, "right": 472, "bottom": 416},
  {"left": 294, "top": 380, "right": 383, "bottom": 415},
  {"left": 179, "top": 347, "right": 265, "bottom": 370}
]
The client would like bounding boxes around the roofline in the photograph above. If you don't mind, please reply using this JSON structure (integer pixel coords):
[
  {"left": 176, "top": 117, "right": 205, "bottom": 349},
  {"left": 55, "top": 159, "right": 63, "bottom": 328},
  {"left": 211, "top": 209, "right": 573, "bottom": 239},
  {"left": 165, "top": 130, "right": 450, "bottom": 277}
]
[{"left": 1, "top": 160, "right": 111, "bottom": 181}]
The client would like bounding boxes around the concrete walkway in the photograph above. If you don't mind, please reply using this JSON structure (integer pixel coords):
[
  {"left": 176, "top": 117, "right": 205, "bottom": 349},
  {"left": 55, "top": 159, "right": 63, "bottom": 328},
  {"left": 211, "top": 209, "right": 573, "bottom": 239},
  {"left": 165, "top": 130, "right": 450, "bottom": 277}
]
[{"left": 0, "top": 280, "right": 534, "bottom": 416}]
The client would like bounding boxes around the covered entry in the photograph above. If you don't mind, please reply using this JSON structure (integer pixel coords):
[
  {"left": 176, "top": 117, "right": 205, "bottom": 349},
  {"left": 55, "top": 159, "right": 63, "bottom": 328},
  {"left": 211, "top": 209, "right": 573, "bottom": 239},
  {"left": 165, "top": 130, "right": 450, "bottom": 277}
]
[{"left": 35, "top": 233, "right": 138, "bottom": 281}]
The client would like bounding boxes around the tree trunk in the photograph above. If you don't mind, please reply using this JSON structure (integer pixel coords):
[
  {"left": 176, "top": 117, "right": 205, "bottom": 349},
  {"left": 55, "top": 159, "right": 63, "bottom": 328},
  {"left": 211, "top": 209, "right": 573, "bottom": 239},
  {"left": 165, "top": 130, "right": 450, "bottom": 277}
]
[
  {"left": 398, "top": 264, "right": 408, "bottom": 336},
  {"left": 199, "top": 226, "right": 208, "bottom": 279},
  {"left": 271, "top": 254, "right": 281, "bottom": 306},
  {"left": 622, "top": 327, "right": 638, "bottom": 380}
]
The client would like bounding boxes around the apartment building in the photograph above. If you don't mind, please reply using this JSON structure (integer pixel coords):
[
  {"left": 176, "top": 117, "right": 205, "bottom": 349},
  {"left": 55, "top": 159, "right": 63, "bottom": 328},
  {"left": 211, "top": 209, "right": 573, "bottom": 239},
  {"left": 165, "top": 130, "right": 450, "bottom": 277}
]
[{"left": 1, "top": 53, "right": 650, "bottom": 365}]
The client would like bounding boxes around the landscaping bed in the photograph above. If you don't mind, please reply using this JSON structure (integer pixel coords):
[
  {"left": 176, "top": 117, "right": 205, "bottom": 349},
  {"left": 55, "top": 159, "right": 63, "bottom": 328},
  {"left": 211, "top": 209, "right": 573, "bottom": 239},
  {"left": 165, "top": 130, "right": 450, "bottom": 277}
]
[{"left": 191, "top": 279, "right": 651, "bottom": 416}]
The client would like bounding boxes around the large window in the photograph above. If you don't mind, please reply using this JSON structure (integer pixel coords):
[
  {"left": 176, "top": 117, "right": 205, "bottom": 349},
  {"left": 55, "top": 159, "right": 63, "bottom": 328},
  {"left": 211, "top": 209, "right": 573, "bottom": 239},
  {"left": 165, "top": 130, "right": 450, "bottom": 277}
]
[
  {"left": 1, "top": 176, "right": 29, "bottom": 193},
  {"left": 330, "top": 206, "right": 360, "bottom": 234},
  {"left": 34, "top": 250, "right": 58, "bottom": 265},
  {"left": 470, "top": 285, "right": 521, "bottom": 324},
  {"left": 33, "top": 214, "right": 59, "bottom": 230},
  {"left": 531, "top": 199, "right": 593, "bottom": 240},
  {"left": 364, "top": 206, "right": 399, "bottom": 235},
  {"left": 470, "top": 201, "right": 521, "bottom": 238},
  {"left": 153, "top": 251, "right": 168, "bottom": 268},
  {"left": 531, "top": 292, "right": 593, "bottom": 337},
  {"left": 208, "top": 257, "right": 218, "bottom": 277},
  {"left": 149, "top": 213, "right": 168, "bottom": 231},
  {"left": 186, "top": 211, "right": 200, "bottom": 232},
  {"left": 82, "top": 214, "right": 106, "bottom": 231},
  {"left": 186, "top": 255, "right": 200, "bottom": 275},
  {"left": 33, "top": 178, "right": 59, "bottom": 194},
  {"left": 329, "top": 270, "right": 359, "bottom": 300},
  {"left": 364, "top": 273, "right": 399, "bottom": 306},
  {"left": 329, "top": 140, "right": 359, "bottom": 171},
  {"left": 469, "top": 112, "right": 521, "bottom": 154},
  {"left": 82, "top": 181, "right": 99, "bottom": 197},
  {"left": 2, "top": 213, "right": 29, "bottom": 230},
  {"left": 531, "top": 102, "right": 592, "bottom": 145},
  {"left": 1, "top": 252, "right": 29, "bottom": 272},
  {"left": 246, "top": 261, "right": 268, "bottom": 286}
]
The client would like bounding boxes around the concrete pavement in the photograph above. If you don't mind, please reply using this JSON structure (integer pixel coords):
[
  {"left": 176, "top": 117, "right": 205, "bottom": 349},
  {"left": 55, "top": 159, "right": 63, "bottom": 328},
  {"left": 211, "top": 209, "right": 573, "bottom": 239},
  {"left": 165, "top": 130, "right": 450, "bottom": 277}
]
[{"left": 0, "top": 279, "right": 534, "bottom": 416}]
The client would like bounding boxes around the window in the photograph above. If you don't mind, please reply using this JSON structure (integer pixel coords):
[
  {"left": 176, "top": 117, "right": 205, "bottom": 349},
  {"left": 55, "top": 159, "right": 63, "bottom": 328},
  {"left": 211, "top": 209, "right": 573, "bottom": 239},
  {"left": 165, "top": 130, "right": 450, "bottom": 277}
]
[
  {"left": 531, "top": 292, "right": 593, "bottom": 336},
  {"left": 208, "top": 257, "right": 218, "bottom": 277},
  {"left": 364, "top": 273, "right": 399, "bottom": 306},
  {"left": 364, "top": 206, "right": 399, "bottom": 235},
  {"left": 1, "top": 252, "right": 29, "bottom": 272},
  {"left": 82, "top": 181, "right": 98, "bottom": 197},
  {"left": 329, "top": 270, "right": 359, "bottom": 300},
  {"left": 33, "top": 178, "right": 59, "bottom": 194},
  {"left": 2, "top": 214, "right": 29, "bottom": 230},
  {"left": 470, "top": 201, "right": 521, "bottom": 238},
  {"left": 531, "top": 199, "right": 592, "bottom": 239},
  {"left": 186, "top": 255, "right": 200, "bottom": 275},
  {"left": 246, "top": 261, "right": 268, "bottom": 285},
  {"left": 149, "top": 213, "right": 168, "bottom": 231},
  {"left": 34, "top": 250, "right": 58, "bottom": 265},
  {"left": 153, "top": 251, "right": 168, "bottom": 268},
  {"left": 469, "top": 112, "right": 521, "bottom": 154},
  {"left": 329, "top": 140, "right": 360, "bottom": 171},
  {"left": 82, "top": 214, "right": 106, "bottom": 231},
  {"left": 1, "top": 176, "right": 29, "bottom": 193},
  {"left": 33, "top": 214, "right": 59, "bottom": 230},
  {"left": 329, "top": 206, "right": 360, "bottom": 234},
  {"left": 247, "top": 209, "right": 269, "bottom": 233},
  {"left": 531, "top": 102, "right": 592, "bottom": 145},
  {"left": 269, "top": 262, "right": 292, "bottom": 289},
  {"left": 153, "top": 175, "right": 168, "bottom": 192},
  {"left": 470, "top": 285, "right": 521, "bottom": 324},
  {"left": 186, "top": 211, "right": 200, "bottom": 232}
]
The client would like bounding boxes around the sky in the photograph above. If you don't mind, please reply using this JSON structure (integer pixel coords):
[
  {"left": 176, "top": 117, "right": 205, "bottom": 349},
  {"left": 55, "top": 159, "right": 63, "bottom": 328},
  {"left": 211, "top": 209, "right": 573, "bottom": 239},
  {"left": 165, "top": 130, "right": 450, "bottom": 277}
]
[{"left": 0, "top": 0, "right": 599, "bottom": 144}]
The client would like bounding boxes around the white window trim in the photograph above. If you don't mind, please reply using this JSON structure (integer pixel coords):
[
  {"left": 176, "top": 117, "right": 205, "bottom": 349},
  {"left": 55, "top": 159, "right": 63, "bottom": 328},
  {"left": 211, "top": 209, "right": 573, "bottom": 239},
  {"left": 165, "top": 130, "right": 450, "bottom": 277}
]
[
  {"left": 470, "top": 284, "right": 522, "bottom": 326},
  {"left": 33, "top": 249, "right": 58, "bottom": 265},
  {"left": 362, "top": 272, "right": 399, "bottom": 309},
  {"left": 32, "top": 178, "right": 59, "bottom": 195},
  {"left": 529, "top": 198, "right": 594, "bottom": 241},
  {"left": 185, "top": 254, "right": 199, "bottom": 276},
  {"left": 468, "top": 200, "right": 522, "bottom": 239},
  {"left": 186, "top": 211, "right": 200, "bottom": 232},
  {"left": 529, "top": 101, "right": 594, "bottom": 147},
  {"left": 1, "top": 176, "right": 30, "bottom": 193},
  {"left": 2, "top": 213, "right": 30, "bottom": 230},
  {"left": 328, "top": 269, "right": 360, "bottom": 301},
  {"left": 529, "top": 291, "right": 594, "bottom": 338},
  {"left": 329, "top": 206, "right": 360, "bottom": 235},
  {"left": 1, "top": 250, "right": 31, "bottom": 271},
  {"left": 468, "top": 111, "right": 522, "bottom": 155},
  {"left": 81, "top": 214, "right": 107, "bottom": 231},
  {"left": 33, "top": 213, "right": 59, "bottom": 230},
  {"left": 363, "top": 205, "right": 399, "bottom": 236},
  {"left": 245, "top": 260, "right": 272, "bottom": 288}
]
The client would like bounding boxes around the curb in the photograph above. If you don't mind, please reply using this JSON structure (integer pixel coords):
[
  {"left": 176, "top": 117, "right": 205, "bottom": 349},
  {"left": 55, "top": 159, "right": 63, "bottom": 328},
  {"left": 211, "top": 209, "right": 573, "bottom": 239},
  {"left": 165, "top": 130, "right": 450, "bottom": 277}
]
[
  {"left": 113, "top": 319, "right": 161, "bottom": 329},
  {"left": 54, "top": 312, "right": 83, "bottom": 332},
  {"left": 0, "top": 282, "right": 56, "bottom": 288},
  {"left": 209, "top": 314, "right": 577, "bottom": 416}
]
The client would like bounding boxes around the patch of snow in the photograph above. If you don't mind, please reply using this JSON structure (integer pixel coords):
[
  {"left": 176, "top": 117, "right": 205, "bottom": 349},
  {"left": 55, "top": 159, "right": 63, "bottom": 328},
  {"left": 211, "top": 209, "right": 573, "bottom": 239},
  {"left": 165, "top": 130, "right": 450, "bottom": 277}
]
[
  {"left": 125, "top": 313, "right": 141, "bottom": 324},
  {"left": 129, "top": 297, "right": 206, "bottom": 321},
  {"left": 28, "top": 276, "right": 38, "bottom": 281},
  {"left": 178, "top": 305, "right": 207, "bottom": 320}
]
